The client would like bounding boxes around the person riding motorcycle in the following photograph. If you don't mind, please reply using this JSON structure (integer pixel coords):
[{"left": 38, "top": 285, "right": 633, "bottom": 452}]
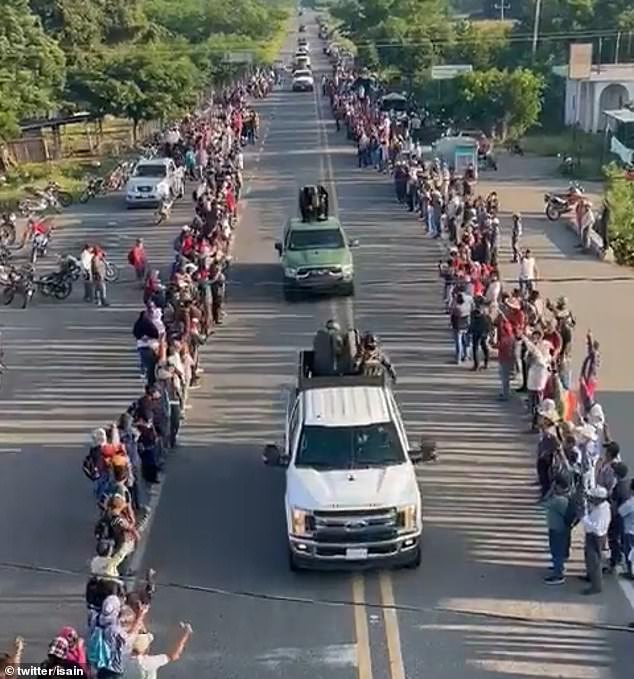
[{"left": 354, "top": 333, "right": 396, "bottom": 381}]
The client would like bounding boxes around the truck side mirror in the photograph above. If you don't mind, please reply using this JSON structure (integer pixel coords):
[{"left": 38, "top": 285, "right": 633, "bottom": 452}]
[
  {"left": 349, "top": 238, "right": 360, "bottom": 248},
  {"left": 408, "top": 448, "right": 424, "bottom": 464},
  {"left": 274, "top": 241, "right": 282, "bottom": 254},
  {"left": 263, "top": 443, "right": 289, "bottom": 467}
]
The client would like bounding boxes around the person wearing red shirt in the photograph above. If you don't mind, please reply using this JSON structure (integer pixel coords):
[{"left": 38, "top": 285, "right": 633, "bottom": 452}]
[
  {"left": 224, "top": 185, "right": 236, "bottom": 216},
  {"left": 128, "top": 238, "right": 147, "bottom": 283}
]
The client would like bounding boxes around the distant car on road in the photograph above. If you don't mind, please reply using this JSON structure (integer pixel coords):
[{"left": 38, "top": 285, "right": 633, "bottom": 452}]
[
  {"left": 125, "top": 158, "right": 183, "bottom": 208},
  {"left": 292, "top": 69, "right": 315, "bottom": 92}
]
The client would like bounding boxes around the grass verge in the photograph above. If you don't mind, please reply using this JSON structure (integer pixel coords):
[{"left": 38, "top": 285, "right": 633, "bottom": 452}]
[
  {"left": 522, "top": 129, "right": 607, "bottom": 181},
  {"left": 0, "top": 156, "right": 121, "bottom": 209}
]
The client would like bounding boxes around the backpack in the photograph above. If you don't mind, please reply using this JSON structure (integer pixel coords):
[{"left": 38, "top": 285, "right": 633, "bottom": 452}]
[
  {"left": 82, "top": 454, "right": 99, "bottom": 481},
  {"left": 132, "top": 313, "right": 147, "bottom": 340},
  {"left": 563, "top": 477, "right": 584, "bottom": 528},
  {"left": 87, "top": 626, "right": 112, "bottom": 671}
]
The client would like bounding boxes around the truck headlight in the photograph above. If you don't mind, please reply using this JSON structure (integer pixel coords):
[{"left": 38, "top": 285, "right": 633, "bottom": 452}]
[
  {"left": 284, "top": 267, "right": 298, "bottom": 278},
  {"left": 397, "top": 504, "right": 418, "bottom": 532},
  {"left": 342, "top": 264, "right": 353, "bottom": 276},
  {"left": 290, "top": 507, "right": 314, "bottom": 537}
]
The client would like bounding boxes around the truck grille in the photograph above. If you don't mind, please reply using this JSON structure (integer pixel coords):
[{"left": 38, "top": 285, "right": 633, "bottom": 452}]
[
  {"left": 296, "top": 266, "right": 342, "bottom": 278},
  {"left": 313, "top": 508, "right": 398, "bottom": 544}
]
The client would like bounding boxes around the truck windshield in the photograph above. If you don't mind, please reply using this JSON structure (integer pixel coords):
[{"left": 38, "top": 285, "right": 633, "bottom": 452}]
[
  {"left": 295, "top": 423, "right": 406, "bottom": 468},
  {"left": 134, "top": 165, "right": 167, "bottom": 178},
  {"left": 289, "top": 229, "right": 344, "bottom": 250}
]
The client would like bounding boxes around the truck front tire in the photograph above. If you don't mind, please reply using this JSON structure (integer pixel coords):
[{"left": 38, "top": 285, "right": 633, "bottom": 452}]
[
  {"left": 405, "top": 544, "right": 422, "bottom": 569},
  {"left": 288, "top": 547, "right": 301, "bottom": 572}
]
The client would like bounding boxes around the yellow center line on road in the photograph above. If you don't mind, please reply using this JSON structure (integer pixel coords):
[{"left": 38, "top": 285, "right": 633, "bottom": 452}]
[
  {"left": 352, "top": 575, "right": 374, "bottom": 679},
  {"left": 380, "top": 572, "right": 407, "bottom": 679}
]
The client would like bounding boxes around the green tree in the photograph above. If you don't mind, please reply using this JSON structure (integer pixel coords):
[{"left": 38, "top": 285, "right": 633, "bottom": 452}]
[
  {"left": 0, "top": 0, "right": 66, "bottom": 140},
  {"left": 29, "top": 0, "right": 105, "bottom": 52},
  {"left": 72, "top": 48, "right": 199, "bottom": 139},
  {"left": 448, "top": 20, "right": 510, "bottom": 70},
  {"left": 447, "top": 67, "right": 544, "bottom": 137},
  {"left": 333, "top": 0, "right": 452, "bottom": 83}
]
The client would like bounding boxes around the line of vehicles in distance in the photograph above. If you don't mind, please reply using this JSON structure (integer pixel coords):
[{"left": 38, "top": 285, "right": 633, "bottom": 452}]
[{"left": 291, "top": 28, "right": 314, "bottom": 92}]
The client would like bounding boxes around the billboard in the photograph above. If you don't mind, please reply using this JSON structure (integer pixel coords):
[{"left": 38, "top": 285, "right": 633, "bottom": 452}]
[{"left": 568, "top": 43, "right": 592, "bottom": 79}]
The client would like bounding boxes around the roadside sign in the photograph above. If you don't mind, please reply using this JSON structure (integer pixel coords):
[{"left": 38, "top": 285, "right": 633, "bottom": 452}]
[
  {"left": 431, "top": 64, "right": 473, "bottom": 80},
  {"left": 222, "top": 51, "right": 254, "bottom": 64},
  {"left": 568, "top": 43, "right": 592, "bottom": 79}
]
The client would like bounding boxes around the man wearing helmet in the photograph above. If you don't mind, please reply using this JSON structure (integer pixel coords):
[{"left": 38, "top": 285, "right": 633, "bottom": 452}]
[{"left": 354, "top": 333, "right": 396, "bottom": 381}]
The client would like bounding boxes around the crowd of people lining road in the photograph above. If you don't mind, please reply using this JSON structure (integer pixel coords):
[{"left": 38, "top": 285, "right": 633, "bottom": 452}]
[
  {"left": 325, "top": 63, "right": 634, "bottom": 597},
  {"left": 0, "top": 69, "right": 275, "bottom": 678},
  {"left": 2, "top": 22, "right": 633, "bottom": 674}
]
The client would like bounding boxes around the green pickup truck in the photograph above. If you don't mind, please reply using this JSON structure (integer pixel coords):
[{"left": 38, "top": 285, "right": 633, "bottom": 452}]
[{"left": 275, "top": 215, "right": 358, "bottom": 299}]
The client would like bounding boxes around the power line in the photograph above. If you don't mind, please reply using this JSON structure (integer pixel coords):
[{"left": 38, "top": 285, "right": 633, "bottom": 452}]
[
  {"left": 57, "top": 28, "right": 633, "bottom": 58},
  {"left": 0, "top": 560, "right": 632, "bottom": 633}
]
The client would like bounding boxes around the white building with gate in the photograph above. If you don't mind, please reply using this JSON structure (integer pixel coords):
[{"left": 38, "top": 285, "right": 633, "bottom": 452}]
[{"left": 553, "top": 63, "right": 634, "bottom": 133}]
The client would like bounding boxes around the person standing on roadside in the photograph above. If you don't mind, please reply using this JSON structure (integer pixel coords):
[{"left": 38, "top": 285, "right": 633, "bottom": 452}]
[
  {"left": 511, "top": 213, "right": 522, "bottom": 263},
  {"left": 542, "top": 476, "right": 572, "bottom": 585},
  {"left": 618, "top": 479, "right": 634, "bottom": 579},
  {"left": 80, "top": 243, "right": 94, "bottom": 302},
  {"left": 470, "top": 298, "right": 491, "bottom": 371},
  {"left": 579, "top": 330, "right": 600, "bottom": 415},
  {"left": 579, "top": 201, "right": 596, "bottom": 252},
  {"left": 581, "top": 485, "right": 611, "bottom": 595},
  {"left": 128, "top": 239, "right": 147, "bottom": 285},
  {"left": 518, "top": 249, "right": 538, "bottom": 296},
  {"left": 92, "top": 249, "right": 110, "bottom": 307},
  {"left": 450, "top": 292, "right": 472, "bottom": 365},
  {"left": 122, "top": 622, "right": 193, "bottom": 679}
]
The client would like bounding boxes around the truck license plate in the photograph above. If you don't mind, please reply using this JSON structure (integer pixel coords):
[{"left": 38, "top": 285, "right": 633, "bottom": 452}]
[{"left": 345, "top": 548, "right": 368, "bottom": 560}]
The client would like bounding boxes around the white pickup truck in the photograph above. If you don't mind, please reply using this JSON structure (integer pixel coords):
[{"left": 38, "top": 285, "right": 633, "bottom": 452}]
[
  {"left": 264, "top": 334, "right": 432, "bottom": 570},
  {"left": 125, "top": 157, "right": 184, "bottom": 208}
]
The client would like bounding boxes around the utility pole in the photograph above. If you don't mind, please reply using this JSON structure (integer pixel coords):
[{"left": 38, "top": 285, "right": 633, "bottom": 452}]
[
  {"left": 494, "top": 1, "right": 511, "bottom": 21},
  {"left": 531, "top": 0, "right": 543, "bottom": 59}
]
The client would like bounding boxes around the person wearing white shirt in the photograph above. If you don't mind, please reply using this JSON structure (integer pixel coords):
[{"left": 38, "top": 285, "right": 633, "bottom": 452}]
[
  {"left": 80, "top": 244, "right": 94, "bottom": 302},
  {"left": 122, "top": 623, "right": 192, "bottom": 679},
  {"left": 518, "top": 248, "right": 538, "bottom": 295},
  {"left": 581, "top": 485, "right": 611, "bottom": 594}
]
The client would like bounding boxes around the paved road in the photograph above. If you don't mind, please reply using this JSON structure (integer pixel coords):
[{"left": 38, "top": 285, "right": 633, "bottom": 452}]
[{"left": 1, "top": 15, "right": 633, "bottom": 679}]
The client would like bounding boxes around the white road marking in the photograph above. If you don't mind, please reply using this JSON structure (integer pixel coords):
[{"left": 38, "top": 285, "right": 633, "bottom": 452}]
[{"left": 255, "top": 644, "right": 357, "bottom": 670}]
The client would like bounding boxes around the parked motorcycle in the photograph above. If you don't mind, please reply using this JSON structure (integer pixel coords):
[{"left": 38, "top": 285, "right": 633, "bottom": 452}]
[
  {"left": 30, "top": 232, "right": 50, "bottom": 264},
  {"left": 18, "top": 189, "right": 63, "bottom": 216},
  {"left": 103, "top": 256, "right": 120, "bottom": 283},
  {"left": 544, "top": 183, "right": 585, "bottom": 221},
  {"left": 2, "top": 265, "right": 35, "bottom": 309},
  {"left": 0, "top": 213, "right": 17, "bottom": 245},
  {"left": 36, "top": 262, "right": 76, "bottom": 300},
  {"left": 0, "top": 243, "right": 13, "bottom": 265},
  {"left": 24, "top": 181, "right": 73, "bottom": 208}
]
